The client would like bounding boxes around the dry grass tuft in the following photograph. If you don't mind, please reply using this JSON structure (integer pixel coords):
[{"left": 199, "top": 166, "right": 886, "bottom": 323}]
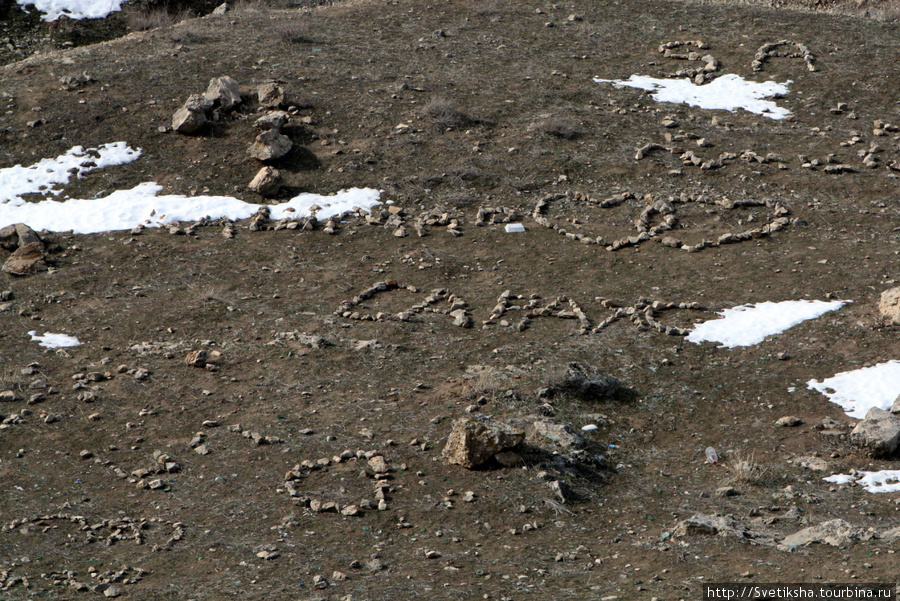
[
  {"left": 279, "top": 22, "right": 314, "bottom": 44},
  {"left": 424, "top": 97, "right": 472, "bottom": 131},
  {"left": 535, "top": 115, "right": 583, "bottom": 140},
  {"left": 124, "top": 5, "right": 192, "bottom": 31},
  {"left": 724, "top": 451, "right": 770, "bottom": 486}
]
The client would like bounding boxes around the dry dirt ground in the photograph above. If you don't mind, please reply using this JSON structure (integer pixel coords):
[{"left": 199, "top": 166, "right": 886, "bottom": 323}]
[{"left": 2, "top": 0, "right": 900, "bottom": 599}]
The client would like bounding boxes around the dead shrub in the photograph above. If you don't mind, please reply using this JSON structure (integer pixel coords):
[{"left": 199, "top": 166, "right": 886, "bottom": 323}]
[
  {"left": 424, "top": 97, "right": 472, "bottom": 131},
  {"left": 124, "top": 5, "right": 188, "bottom": 31},
  {"left": 724, "top": 451, "right": 770, "bottom": 486},
  {"left": 279, "top": 22, "right": 313, "bottom": 44},
  {"left": 535, "top": 115, "right": 582, "bottom": 140}
]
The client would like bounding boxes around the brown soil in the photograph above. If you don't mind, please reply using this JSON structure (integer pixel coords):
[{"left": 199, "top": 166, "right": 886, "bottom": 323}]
[{"left": 1, "top": 0, "right": 900, "bottom": 599}]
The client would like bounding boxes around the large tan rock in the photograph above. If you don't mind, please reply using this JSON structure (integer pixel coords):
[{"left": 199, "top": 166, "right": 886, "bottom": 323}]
[
  {"left": 879, "top": 287, "right": 900, "bottom": 324},
  {"left": 781, "top": 519, "right": 869, "bottom": 548},
  {"left": 257, "top": 83, "right": 286, "bottom": 109},
  {"left": 2, "top": 242, "right": 47, "bottom": 276},
  {"left": 442, "top": 417, "right": 523, "bottom": 469},
  {"left": 203, "top": 76, "right": 242, "bottom": 110},
  {"left": 528, "top": 419, "right": 585, "bottom": 450},
  {"left": 248, "top": 130, "right": 292, "bottom": 161},
  {"left": 248, "top": 166, "right": 282, "bottom": 197},
  {"left": 172, "top": 107, "right": 207, "bottom": 134},
  {"left": 850, "top": 407, "right": 900, "bottom": 457}
]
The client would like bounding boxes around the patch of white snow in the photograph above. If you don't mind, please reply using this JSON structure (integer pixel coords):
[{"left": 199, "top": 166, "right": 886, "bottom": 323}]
[
  {"left": 28, "top": 331, "right": 81, "bottom": 348},
  {"left": 807, "top": 361, "right": 900, "bottom": 419},
  {"left": 686, "top": 299, "right": 848, "bottom": 348},
  {"left": 593, "top": 73, "right": 792, "bottom": 119},
  {"left": 0, "top": 143, "right": 141, "bottom": 205},
  {"left": 824, "top": 470, "right": 900, "bottom": 493},
  {"left": 16, "top": 0, "right": 131, "bottom": 21}
]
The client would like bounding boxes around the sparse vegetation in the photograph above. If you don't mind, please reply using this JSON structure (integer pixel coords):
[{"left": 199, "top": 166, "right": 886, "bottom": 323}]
[
  {"left": 534, "top": 114, "right": 583, "bottom": 139},
  {"left": 424, "top": 97, "right": 473, "bottom": 131},
  {"left": 725, "top": 451, "right": 771, "bottom": 486}
]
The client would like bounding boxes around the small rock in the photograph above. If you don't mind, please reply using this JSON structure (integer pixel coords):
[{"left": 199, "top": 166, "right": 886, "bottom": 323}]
[
  {"left": 203, "top": 75, "right": 242, "bottom": 111},
  {"left": 171, "top": 106, "right": 207, "bottom": 134},
  {"left": 462, "top": 490, "right": 476, "bottom": 502},
  {"left": 103, "top": 585, "right": 122, "bottom": 598},
  {"left": 368, "top": 455, "right": 390, "bottom": 474},
  {"left": 211, "top": 2, "right": 231, "bottom": 15},
  {"left": 185, "top": 349, "right": 208, "bottom": 368},
  {"left": 257, "top": 82, "right": 286, "bottom": 109},
  {"left": 248, "top": 166, "right": 282, "bottom": 197},
  {"left": 775, "top": 415, "right": 803, "bottom": 427},
  {"left": 798, "top": 456, "right": 828, "bottom": 471},
  {"left": 340, "top": 504, "right": 360, "bottom": 516},
  {"left": 0, "top": 390, "right": 17, "bottom": 402},
  {"left": 248, "top": 129, "right": 293, "bottom": 161},
  {"left": 714, "top": 486, "right": 740, "bottom": 497},
  {"left": 193, "top": 444, "right": 210, "bottom": 455},
  {"left": 254, "top": 110, "right": 289, "bottom": 131},
  {"left": 312, "top": 574, "right": 329, "bottom": 589},
  {"left": 449, "top": 309, "right": 473, "bottom": 328}
]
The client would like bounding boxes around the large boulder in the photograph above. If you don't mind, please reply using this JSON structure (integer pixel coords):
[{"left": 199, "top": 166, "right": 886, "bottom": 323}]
[
  {"left": 781, "top": 519, "right": 870, "bottom": 548},
  {"left": 544, "top": 362, "right": 619, "bottom": 401},
  {"left": 879, "top": 287, "right": 900, "bottom": 324},
  {"left": 2, "top": 242, "right": 47, "bottom": 276},
  {"left": 850, "top": 407, "right": 900, "bottom": 457},
  {"left": 442, "top": 417, "right": 523, "bottom": 469},
  {"left": 892, "top": 394, "right": 900, "bottom": 415}
]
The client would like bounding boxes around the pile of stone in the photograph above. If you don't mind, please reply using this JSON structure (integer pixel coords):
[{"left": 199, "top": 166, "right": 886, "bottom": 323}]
[
  {"left": 483, "top": 291, "right": 592, "bottom": 333},
  {"left": 283, "top": 449, "right": 396, "bottom": 514},
  {"left": 873, "top": 119, "right": 900, "bottom": 137},
  {"left": 131, "top": 451, "right": 182, "bottom": 491},
  {"left": 0, "top": 223, "right": 48, "bottom": 276},
  {"left": 592, "top": 297, "right": 705, "bottom": 336},
  {"left": 171, "top": 75, "right": 243, "bottom": 134},
  {"left": 227, "top": 423, "right": 284, "bottom": 446},
  {"left": 5, "top": 512, "right": 179, "bottom": 552},
  {"left": 751, "top": 40, "right": 816, "bottom": 72},
  {"left": 658, "top": 40, "right": 720, "bottom": 83},
  {"left": 475, "top": 206, "right": 519, "bottom": 226},
  {"left": 533, "top": 190, "right": 795, "bottom": 254},
  {"left": 41, "top": 564, "right": 147, "bottom": 597},
  {"left": 335, "top": 281, "right": 473, "bottom": 327},
  {"left": 412, "top": 209, "right": 462, "bottom": 236}
]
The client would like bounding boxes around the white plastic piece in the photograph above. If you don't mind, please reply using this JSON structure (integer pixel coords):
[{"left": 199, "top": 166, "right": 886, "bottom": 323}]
[{"left": 505, "top": 223, "right": 526, "bottom": 233}]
